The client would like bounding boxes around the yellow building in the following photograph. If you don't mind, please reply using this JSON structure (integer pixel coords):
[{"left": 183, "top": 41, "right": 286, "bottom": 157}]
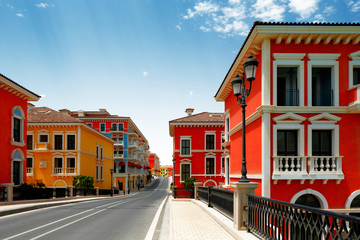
[
  {"left": 26, "top": 107, "right": 114, "bottom": 190},
  {"left": 160, "top": 165, "right": 173, "bottom": 177}
]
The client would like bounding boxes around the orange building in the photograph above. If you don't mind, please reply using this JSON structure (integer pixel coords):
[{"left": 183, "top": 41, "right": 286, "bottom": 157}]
[
  {"left": 27, "top": 107, "right": 114, "bottom": 190},
  {"left": 160, "top": 165, "right": 173, "bottom": 177},
  {"left": 0, "top": 73, "right": 40, "bottom": 187},
  {"left": 215, "top": 21, "right": 360, "bottom": 211}
]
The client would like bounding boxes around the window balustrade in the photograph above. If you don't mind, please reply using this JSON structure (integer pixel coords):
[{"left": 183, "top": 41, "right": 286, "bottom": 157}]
[
  {"left": 53, "top": 168, "right": 63, "bottom": 174},
  {"left": 26, "top": 168, "right": 33, "bottom": 174},
  {"left": 66, "top": 167, "right": 76, "bottom": 174},
  {"left": 272, "top": 156, "right": 344, "bottom": 180}
]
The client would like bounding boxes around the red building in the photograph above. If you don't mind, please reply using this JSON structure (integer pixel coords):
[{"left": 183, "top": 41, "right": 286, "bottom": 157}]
[
  {"left": 148, "top": 153, "right": 160, "bottom": 176},
  {"left": 215, "top": 22, "right": 360, "bottom": 211},
  {"left": 0, "top": 73, "right": 40, "bottom": 186},
  {"left": 169, "top": 108, "right": 225, "bottom": 187}
]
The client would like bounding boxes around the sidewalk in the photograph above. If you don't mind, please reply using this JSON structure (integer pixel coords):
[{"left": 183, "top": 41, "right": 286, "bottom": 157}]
[{"left": 169, "top": 199, "right": 260, "bottom": 240}]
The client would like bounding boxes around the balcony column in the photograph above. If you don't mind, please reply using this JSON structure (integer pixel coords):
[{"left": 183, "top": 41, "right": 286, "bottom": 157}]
[
  {"left": 194, "top": 182, "right": 202, "bottom": 200},
  {"left": 231, "top": 182, "right": 258, "bottom": 230}
]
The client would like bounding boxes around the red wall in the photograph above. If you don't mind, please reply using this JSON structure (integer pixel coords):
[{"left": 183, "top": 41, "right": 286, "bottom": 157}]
[{"left": 0, "top": 88, "right": 28, "bottom": 184}]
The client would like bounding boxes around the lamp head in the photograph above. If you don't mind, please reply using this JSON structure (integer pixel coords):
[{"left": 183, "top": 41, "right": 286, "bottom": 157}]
[{"left": 243, "top": 55, "right": 258, "bottom": 82}]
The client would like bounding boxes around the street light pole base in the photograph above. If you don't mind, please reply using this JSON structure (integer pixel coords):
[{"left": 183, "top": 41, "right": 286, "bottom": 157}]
[{"left": 238, "top": 177, "right": 250, "bottom": 183}]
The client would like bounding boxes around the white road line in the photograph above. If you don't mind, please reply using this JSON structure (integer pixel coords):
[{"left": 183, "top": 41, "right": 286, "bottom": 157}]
[
  {"left": 30, "top": 209, "right": 106, "bottom": 240},
  {"left": 144, "top": 197, "right": 167, "bottom": 240},
  {"left": 3, "top": 208, "right": 95, "bottom": 240}
]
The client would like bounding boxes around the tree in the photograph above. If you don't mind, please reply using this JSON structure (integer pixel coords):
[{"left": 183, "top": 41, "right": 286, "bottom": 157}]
[
  {"left": 184, "top": 177, "right": 198, "bottom": 191},
  {"left": 72, "top": 175, "right": 94, "bottom": 189}
]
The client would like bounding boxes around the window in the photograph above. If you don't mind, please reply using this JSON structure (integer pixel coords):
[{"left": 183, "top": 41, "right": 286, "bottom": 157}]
[
  {"left": 54, "top": 135, "right": 63, "bottom": 150},
  {"left": 180, "top": 163, "right": 190, "bottom": 182},
  {"left": 12, "top": 107, "right": 24, "bottom": 143},
  {"left": 66, "top": 157, "right": 76, "bottom": 174},
  {"left": 225, "top": 115, "right": 230, "bottom": 141},
  {"left": 277, "top": 67, "right": 299, "bottom": 106},
  {"left": 86, "top": 123, "right": 93, "bottom": 127},
  {"left": 353, "top": 67, "right": 360, "bottom": 86},
  {"left": 27, "top": 135, "right": 33, "bottom": 150},
  {"left": 39, "top": 134, "right": 49, "bottom": 143},
  {"left": 100, "top": 123, "right": 106, "bottom": 132},
  {"left": 221, "top": 157, "right": 225, "bottom": 174},
  {"left": 96, "top": 165, "right": 99, "bottom": 180},
  {"left": 96, "top": 145, "right": 99, "bottom": 159},
  {"left": 54, "top": 157, "right": 63, "bottom": 174},
  {"left": 221, "top": 133, "right": 225, "bottom": 150},
  {"left": 100, "top": 166, "right": 103, "bottom": 179},
  {"left": 349, "top": 52, "right": 360, "bottom": 89},
  {"left": 312, "top": 67, "right": 333, "bottom": 106},
  {"left": 111, "top": 123, "right": 117, "bottom": 131},
  {"left": 277, "top": 130, "right": 298, "bottom": 156},
  {"left": 205, "top": 133, "right": 215, "bottom": 150},
  {"left": 26, "top": 157, "right": 33, "bottom": 175},
  {"left": 307, "top": 53, "right": 340, "bottom": 107},
  {"left": 273, "top": 53, "right": 305, "bottom": 107},
  {"left": 67, "top": 134, "right": 76, "bottom": 150},
  {"left": 312, "top": 130, "right": 332, "bottom": 156},
  {"left": 205, "top": 157, "right": 215, "bottom": 175},
  {"left": 12, "top": 150, "right": 24, "bottom": 185},
  {"left": 100, "top": 147, "right": 103, "bottom": 160},
  {"left": 118, "top": 123, "right": 124, "bottom": 131},
  {"left": 181, "top": 139, "right": 191, "bottom": 155}
]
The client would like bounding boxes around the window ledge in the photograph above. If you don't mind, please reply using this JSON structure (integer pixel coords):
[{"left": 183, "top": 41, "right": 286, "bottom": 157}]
[
  {"left": 10, "top": 140, "right": 25, "bottom": 147},
  {"left": 179, "top": 154, "right": 192, "bottom": 157}
]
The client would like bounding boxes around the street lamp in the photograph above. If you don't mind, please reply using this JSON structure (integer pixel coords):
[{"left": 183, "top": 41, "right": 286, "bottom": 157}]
[
  {"left": 110, "top": 169, "right": 114, "bottom": 197},
  {"left": 230, "top": 55, "right": 259, "bottom": 183},
  {"left": 128, "top": 173, "right": 130, "bottom": 194},
  {"left": 172, "top": 158, "right": 176, "bottom": 197}
]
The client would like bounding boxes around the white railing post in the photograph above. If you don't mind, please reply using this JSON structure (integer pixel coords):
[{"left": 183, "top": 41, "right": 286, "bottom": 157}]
[
  {"left": 231, "top": 182, "right": 258, "bottom": 231},
  {"left": 194, "top": 182, "right": 202, "bottom": 200}
]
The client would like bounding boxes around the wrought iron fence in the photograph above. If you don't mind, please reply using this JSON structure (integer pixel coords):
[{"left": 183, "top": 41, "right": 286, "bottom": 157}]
[
  {"left": 173, "top": 187, "right": 194, "bottom": 199},
  {"left": 248, "top": 194, "right": 360, "bottom": 240},
  {"left": 198, "top": 186, "right": 233, "bottom": 219}
]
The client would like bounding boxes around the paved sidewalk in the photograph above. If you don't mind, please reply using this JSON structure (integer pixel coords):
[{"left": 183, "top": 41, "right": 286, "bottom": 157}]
[{"left": 171, "top": 200, "right": 235, "bottom": 240}]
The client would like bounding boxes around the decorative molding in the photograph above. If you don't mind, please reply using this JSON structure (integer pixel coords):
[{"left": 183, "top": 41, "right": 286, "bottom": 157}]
[
  {"left": 273, "top": 53, "right": 306, "bottom": 60},
  {"left": 308, "top": 112, "right": 341, "bottom": 124},
  {"left": 308, "top": 53, "right": 341, "bottom": 60},
  {"left": 229, "top": 111, "right": 262, "bottom": 136},
  {"left": 273, "top": 112, "right": 307, "bottom": 124}
]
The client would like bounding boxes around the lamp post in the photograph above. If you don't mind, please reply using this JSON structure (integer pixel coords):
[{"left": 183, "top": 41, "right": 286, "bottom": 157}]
[
  {"left": 128, "top": 173, "right": 130, "bottom": 194},
  {"left": 172, "top": 158, "right": 176, "bottom": 197},
  {"left": 230, "top": 55, "right": 259, "bottom": 183},
  {"left": 110, "top": 169, "right": 114, "bottom": 197}
]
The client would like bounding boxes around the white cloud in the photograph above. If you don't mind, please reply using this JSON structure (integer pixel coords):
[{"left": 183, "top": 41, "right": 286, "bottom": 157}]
[
  {"left": 40, "top": 94, "right": 46, "bottom": 98},
  {"left": 16, "top": 13, "right": 24, "bottom": 17},
  {"left": 252, "top": 0, "right": 286, "bottom": 21},
  {"left": 35, "top": 3, "right": 49, "bottom": 8},
  {"left": 289, "top": 0, "right": 321, "bottom": 19},
  {"left": 142, "top": 71, "right": 148, "bottom": 77},
  {"left": 229, "top": 0, "right": 241, "bottom": 4},
  {"left": 176, "top": 24, "right": 182, "bottom": 30},
  {"left": 189, "top": 91, "right": 193, "bottom": 96},
  {"left": 347, "top": 0, "right": 360, "bottom": 12},
  {"left": 183, "top": 1, "right": 219, "bottom": 19},
  {"left": 313, "top": 14, "right": 325, "bottom": 22},
  {"left": 323, "top": 6, "right": 336, "bottom": 15}
]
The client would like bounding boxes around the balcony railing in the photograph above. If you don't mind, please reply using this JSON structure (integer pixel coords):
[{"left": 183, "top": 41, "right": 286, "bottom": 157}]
[
  {"left": 26, "top": 168, "right": 33, "bottom": 174},
  {"left": 277, "top": 89, "right": 299, "bottom": 106},
  {"left": 312, "top": 89, "right": 333, "bottom": 106},
  {"left": 53, "top": 168, "right": 63, "bottom": 174},
  {"left": 110, "top": 127, "right": 124, "bottom": 132},
  {"left": 114, "top": 141, "right": 124, "bottom": 146},
  {"left": 66, "top": 168, "right": 76, "bottom": 174},
  {"left": 114, "top": 154, "right": 124, "bottom": 159},
  {"left": 272, "top": 156, "right": 344, "bottom": 181}
]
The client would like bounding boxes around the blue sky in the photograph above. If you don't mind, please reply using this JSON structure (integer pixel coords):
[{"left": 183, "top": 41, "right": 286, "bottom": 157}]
[{"left": 0, "top": 0, "right": 359, "bottom": 165}]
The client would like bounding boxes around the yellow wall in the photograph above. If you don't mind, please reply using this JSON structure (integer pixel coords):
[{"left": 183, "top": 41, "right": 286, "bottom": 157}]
[{"left": 27, "top": 124, "right": 114, "bottom": 189}]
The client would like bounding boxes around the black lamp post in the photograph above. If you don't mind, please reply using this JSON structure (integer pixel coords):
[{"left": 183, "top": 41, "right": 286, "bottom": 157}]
[
  {"left": 110, "top": 169, "right": 114, "bottom": 197},
  {"left": 128, "top": 173, "right": 130, "bottom": 194},
  {"left": 230, "top": 55, "right": 259, "bottom": 183},
  {"left": 172, "top": 158, "right": 176, "bottom": 185}
]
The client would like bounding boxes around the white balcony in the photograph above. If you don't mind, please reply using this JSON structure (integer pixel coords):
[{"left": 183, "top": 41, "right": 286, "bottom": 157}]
[
  {"left": 66, "top": 167, "right": 76, "bottom": 174},
  {"left": 53, "top": 168, "right": 63, "bottom": 174},
  {"left": 272, "top": 156, "right": 344, "bottom": 183},
  {"left": 114, "top": 154, "right": 124, "bottom": 159},
  {"left": 114, "top": 140, "right": 124, "bottom": 146}
]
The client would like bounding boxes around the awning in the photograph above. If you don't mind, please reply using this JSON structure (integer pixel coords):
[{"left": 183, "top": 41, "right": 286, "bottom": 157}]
[{"left": 118, "top": 161, "right": 126, "bottom": 166}]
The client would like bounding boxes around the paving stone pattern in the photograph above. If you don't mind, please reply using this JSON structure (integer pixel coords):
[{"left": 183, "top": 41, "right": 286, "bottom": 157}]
[{"left": 171, "top": 201, "right": 235, "bottom": 240}]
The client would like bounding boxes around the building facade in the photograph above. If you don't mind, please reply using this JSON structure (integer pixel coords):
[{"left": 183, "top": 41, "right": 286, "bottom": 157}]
[
  {"left": 149, "top": 153, "right": 161, "bottom": 176},
  {"left": 169, "top": 109, "right": 225, "bottom": 187},
  {"left": 27, "top": 107, "right": 114, "bottom": 189},
  {"left": 63, "top": 109, "right": 150, "bottom": 192},
  {"left": 215, "top": 22, "right": 360, "bottom": 211},
  {"left": 0, "top": 73, "right": 40, "bottom": 186},
  {"left": 160, "top": 165, "right": 173, "bottom": 177}
]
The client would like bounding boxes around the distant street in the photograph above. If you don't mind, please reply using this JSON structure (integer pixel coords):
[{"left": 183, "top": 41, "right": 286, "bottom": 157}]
[{"left": 0, "top": 177, "right": 170, "bottom": 240}]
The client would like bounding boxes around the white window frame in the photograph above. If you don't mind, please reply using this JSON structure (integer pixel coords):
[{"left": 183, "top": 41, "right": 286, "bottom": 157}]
[
  {"left": 307, "top": 53, "right": 340, "bottom": 107},
  {"left": 225, "top": 114, "right": 230, "bottom": 142},
  {"left": 225, "top": 156, "right": 230, "bottom": 186},
  {"left": 273, "top": 124, "right": 305, "bottom": 157},
  {"left": 307, "top": 124, "right": 339, "bottom": 157},
  {"left": 53, "top": 133, "right": 64, "bottom": 150},
  {"left": 53, "top": 156, "right": 64, "bottom": 174},
  {"left": 11, "top": 149, "right": 24, "bottom": 185},
  {"left": 272, "top": 53, "right": 305, "bottom": 106},
  {"left": 180, "top": 137, "right": 191, "bottom": 156},
  {"left": 221, "top": 157, "right": 225, "bottom": 174},
  {"left": 38, "top": 133, "right": 49, "bottom": 143},
  {"left": 205, "top": 132, "right": 216, "bottom": 150},
  {"left": 65, "top": 156, "right": 76, "bottom": 175},
  {"left": 65, "top": 133, "right": 76, "bottom": 150},
  {"left": 349, "top": 53, "right": 360, "bottom": 89},
  {"left": 100, "top": 123, "right": 106, "bottom": 132},
  {"left": 205, "top": 156, "right": 216, "bottom": 175},
  {"left": 26, "top": 156, "right": 33, "bottom": 176},
  {"left": 118, "top": 123, "right": 124, "bottom": 131},
  {"left": 180, "top": 162, "right": 191, "bottom": 182},
  {"left": 11, "top": 106, "right": 25, "bottom": 146}
]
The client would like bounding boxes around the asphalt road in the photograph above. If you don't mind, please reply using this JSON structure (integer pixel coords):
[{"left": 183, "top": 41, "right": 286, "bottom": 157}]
[{"left": 0, "top": 177, "right": 171, "bottom": 240}]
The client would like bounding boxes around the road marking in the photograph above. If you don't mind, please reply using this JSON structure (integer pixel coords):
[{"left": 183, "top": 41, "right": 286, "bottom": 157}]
[
  {"left": 144, "top": 196, "right": 168, "bottom": 240},
  {"left": 3, "top": 208, "right": 95, "bottom": 240},
  {"left": 30, "top": 209, "right": 107, "bottom": 240}
]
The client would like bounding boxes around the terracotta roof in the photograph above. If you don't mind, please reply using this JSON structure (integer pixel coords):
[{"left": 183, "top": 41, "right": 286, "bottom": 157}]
[
  {"left": 169, "top": 112, "right": 224, "bottom": 124},
  {"left": 28, "top": 107, "right": 83, "bottom": 123}
]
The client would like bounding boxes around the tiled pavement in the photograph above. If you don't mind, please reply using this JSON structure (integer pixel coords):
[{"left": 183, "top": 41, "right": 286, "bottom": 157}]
[{"left": 171, "top": 200, "right": 235, "bottom": 240}]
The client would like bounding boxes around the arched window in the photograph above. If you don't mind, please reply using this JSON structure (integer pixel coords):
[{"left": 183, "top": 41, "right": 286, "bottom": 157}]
[
  {"left": 350, "top": 195, "right": 360, "bottom": 218},
  {"left": 295, "top": 194, "right": 321, "bottom": 208},
  {"left": 12, "top": 149, "right": 24, "bottom": 185},
  {"left": 12, "top": 106, "right": 25, "bottom": 144}
]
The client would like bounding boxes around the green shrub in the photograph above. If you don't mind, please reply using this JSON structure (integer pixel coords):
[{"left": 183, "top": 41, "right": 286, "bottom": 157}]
[
  {"left": 184, "top": 177, "right": 198, "bottom": 191},
  {"left": 72, "top": 175, "right": 94, "bottom": 189}
]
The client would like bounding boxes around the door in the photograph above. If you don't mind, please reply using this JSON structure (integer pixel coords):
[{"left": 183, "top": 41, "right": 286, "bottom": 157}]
[{"left": 13, "top": 161, "right": 21, "bottom": 185}]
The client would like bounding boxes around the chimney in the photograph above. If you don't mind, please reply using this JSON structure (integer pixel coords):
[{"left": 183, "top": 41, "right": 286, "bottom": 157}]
[
  {"left": 59, "top": 109, "right": 70, "bottom": 116},
  {"left": 185, "top": 108, "right": 194, "bottom": 116}
]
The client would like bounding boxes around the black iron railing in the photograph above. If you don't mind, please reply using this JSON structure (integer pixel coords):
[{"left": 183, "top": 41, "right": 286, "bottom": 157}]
[
  {"left": 198, "top": 186, "right": 234, "bottom": 219},
  {"left": 277, "top": 89, "right": 299, "bottom": 106},
  {"left": 173, "top": 187, "right": 194, "bottom": 199},
  {"left": 248, "top": 194, "right": 360, "bottom": 239},
  {"left": 312, "top": 89, "right": 333, "bottom": 106},
  {"left": 0, "top": 187, "right": 6, "bottom": 202}
]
